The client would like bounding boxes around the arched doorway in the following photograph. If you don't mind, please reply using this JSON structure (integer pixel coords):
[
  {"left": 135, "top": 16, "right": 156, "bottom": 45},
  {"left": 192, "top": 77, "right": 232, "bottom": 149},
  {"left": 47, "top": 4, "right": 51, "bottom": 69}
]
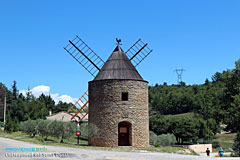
[{"left": 118, "top": 121, "right": 131, "bottom": 146}]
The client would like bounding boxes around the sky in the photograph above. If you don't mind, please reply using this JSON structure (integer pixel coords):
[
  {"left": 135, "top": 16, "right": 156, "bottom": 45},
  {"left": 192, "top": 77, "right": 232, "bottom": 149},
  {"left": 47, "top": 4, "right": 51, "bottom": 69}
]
[{"left": 0, "top": 0, "right": 240, "bottom": 103}]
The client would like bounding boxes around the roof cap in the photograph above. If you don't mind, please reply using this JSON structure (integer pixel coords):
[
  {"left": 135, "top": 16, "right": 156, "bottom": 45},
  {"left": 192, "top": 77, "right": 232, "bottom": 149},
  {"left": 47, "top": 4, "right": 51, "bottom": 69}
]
[{"left": 94, "top": 45, "right": 143, "bottom": 81}]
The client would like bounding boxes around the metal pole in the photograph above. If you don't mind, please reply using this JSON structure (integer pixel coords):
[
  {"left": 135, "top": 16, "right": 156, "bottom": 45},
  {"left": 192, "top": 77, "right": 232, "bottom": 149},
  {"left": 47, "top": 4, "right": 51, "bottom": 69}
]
[
  {"left": 3, "top": 95, "right": 6, "bottom": 126},
  {"left": 207, "top": 103, "right": 209, "bottom": 142}
]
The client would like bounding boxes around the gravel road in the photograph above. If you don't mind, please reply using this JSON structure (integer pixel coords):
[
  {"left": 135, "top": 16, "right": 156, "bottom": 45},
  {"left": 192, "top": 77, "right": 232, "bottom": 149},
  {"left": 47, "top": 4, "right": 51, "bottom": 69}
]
[{"left": 0, "top": 137, "right": 239, "bottom": 160}]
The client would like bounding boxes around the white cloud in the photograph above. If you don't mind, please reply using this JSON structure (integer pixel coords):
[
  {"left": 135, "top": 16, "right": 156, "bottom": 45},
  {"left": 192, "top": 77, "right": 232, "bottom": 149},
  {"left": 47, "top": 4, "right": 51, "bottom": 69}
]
[
  {"left": 32, "top": 85, "right": 50, "bottom": 97},
  {"left": 20, "top": 85, "right": 77, "bottom": 104}
]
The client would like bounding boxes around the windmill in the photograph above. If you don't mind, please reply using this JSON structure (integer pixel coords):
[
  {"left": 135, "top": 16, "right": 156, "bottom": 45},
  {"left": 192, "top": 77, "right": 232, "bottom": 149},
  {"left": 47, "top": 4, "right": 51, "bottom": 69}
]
[
  {"left": 64, "top": 36, "right": 152, "bottom": 122},
  {"left": 64, "top": 36, "right": 152, "bottom": 147}
]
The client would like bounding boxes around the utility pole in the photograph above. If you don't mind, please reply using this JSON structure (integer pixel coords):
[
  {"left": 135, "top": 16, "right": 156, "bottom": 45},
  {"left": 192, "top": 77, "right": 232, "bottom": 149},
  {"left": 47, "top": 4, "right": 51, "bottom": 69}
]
[
  {"left": 3, "top": 95, "right": 6, "bottom": 126},
  {"left": 206, "top": 103, "right": 209, "bottom": 142}
]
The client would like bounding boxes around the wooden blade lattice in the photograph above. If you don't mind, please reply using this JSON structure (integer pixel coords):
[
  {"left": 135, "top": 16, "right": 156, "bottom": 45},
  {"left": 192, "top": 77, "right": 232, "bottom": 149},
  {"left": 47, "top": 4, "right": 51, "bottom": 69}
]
[
  {"left": 125, "top": 39, "right": 153, "bottom": 67},
  {"left": 67, "top": 90, "right": 88, "bottom": 121},
  {"left": 64, "top": 36, "right": 105, "bottom": 77}
]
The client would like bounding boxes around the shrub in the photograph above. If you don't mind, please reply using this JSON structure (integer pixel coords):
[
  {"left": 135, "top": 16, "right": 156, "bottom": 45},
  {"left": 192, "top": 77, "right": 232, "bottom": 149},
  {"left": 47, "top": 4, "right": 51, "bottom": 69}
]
[
  {"left": 155, "top": 133, "right": 177, "bottom": 146},
  {"left": 150, "top": 132, "right": 177, "bottom": 147},
  {"left": 212, "top": 141, "right": 220, "bottom": 148},
  {"left": 149, "top": 131, "right": 157, "bottom": 145},
  {"left": 232, "top": 132, "right": 240, "bottom": 157},
  {"left": 80, "top": 123, "right": 88, "bottom": 140}
]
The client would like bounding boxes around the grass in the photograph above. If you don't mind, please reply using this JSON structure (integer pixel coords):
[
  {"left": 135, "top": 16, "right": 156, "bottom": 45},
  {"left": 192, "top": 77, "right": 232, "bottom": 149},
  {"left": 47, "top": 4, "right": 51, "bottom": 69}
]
[
  {"left": 212, "top": 133, "right": 235, "bottom": 152},
  {"left": 0, "top": 130, "right": 196, "bottom": 155},
  {"left": 164, "top": 112, "right": 195, "bottom": 118}
]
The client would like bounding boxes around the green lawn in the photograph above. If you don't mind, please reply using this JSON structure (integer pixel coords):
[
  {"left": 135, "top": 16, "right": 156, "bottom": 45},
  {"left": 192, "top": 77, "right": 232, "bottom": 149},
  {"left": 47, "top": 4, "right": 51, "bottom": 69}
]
[
  {"left": 0, "top": 130, "right": 197, "bottom": 155},
  {"left": 212, "top": 133, "right": 235, "bottom": 152}
]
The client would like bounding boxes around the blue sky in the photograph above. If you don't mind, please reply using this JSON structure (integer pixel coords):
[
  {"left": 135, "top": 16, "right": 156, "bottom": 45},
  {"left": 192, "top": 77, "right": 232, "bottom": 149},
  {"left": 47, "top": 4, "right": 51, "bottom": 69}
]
[{"left": 0, "top": 0, "right": 239, "bottom": 101}]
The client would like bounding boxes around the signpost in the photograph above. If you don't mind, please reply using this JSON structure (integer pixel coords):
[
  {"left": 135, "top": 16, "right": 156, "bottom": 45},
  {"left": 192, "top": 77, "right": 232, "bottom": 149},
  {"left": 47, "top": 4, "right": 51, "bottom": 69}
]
[{"left": 76, "top": 131, "right": 81, "bottom": 145}]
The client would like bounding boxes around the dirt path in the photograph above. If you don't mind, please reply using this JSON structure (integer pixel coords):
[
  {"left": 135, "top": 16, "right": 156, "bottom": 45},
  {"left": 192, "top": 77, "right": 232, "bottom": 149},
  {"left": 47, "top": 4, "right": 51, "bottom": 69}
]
[{"left": 0, "top": 137, "right": 239, "bottom": 160}]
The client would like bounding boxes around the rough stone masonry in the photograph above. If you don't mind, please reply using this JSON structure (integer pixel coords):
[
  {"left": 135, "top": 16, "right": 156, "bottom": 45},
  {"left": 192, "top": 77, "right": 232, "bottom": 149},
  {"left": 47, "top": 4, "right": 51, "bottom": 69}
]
[{"left": 88, "top": 79, "right": 149, "bottom": 147}]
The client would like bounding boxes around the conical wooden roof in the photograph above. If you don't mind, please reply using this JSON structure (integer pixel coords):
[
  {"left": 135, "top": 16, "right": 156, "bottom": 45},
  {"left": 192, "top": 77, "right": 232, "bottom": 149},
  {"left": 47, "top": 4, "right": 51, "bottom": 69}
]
[{"left": 94, "top": 45, "right": 143, "bottom": 81}]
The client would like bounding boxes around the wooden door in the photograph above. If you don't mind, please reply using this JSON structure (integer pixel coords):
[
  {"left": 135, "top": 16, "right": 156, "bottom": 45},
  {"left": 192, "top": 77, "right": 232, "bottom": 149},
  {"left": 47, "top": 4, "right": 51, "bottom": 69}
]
[{"left": 118, "top": 121, "right": 130, "bottom": 146}]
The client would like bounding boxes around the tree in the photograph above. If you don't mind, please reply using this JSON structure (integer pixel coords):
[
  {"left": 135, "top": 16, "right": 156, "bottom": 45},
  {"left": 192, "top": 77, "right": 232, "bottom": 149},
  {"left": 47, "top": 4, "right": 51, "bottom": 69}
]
[
  {"left": 232, "top": 132, "right": 240, "bottom": 157},
  {"left": 150, "top": 113, "right": 209, "bottom": 144},
  {"left": 20, "top": 119, "right": 39, "bottom": 137},
  {"left": 212, "top": 72, "right": 223, "bottom": 82},
  {"left": 217, "top": 59, "right": 240, "bottom": 132},
  {"left": 57, "top": 121, "right": 75, "bottom": 143},
  {"left": 37, "top": 119, "right": 51, "bottom": 140},
  {"left": 4, "top": 112, "right": 14, "bottom": 133},
  {"left": 38, "top": 94, "right": 55, "bottom": 112},
  {"left": 12, "top": 80, "right": 18, "bottom": 100},
  {"left": 48, "top": 120, "right": 62, "bottom": 138}
]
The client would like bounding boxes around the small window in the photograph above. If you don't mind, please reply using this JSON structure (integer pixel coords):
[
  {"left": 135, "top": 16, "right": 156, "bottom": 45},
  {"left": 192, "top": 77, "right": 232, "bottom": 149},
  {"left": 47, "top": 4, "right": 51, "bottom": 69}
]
[{"left": 122, "top": 92, "right": 128, "bottom": 101}]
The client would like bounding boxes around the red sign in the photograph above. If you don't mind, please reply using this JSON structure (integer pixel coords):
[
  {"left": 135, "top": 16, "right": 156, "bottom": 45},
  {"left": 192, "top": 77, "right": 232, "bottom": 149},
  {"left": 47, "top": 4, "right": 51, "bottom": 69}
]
[{"left": 76, "top": 131, "right": 81, "bottom": 136}]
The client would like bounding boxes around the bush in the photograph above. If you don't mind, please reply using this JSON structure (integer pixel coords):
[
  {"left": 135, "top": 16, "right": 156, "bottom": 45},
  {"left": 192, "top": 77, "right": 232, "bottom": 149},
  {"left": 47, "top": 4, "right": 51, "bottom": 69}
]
[
  {"left": 80, "top": 123, "right": 88, "bottom": 140},
  {"left": 149, "top": 131, "right": 157, "bottom": 145},
  {"left": 232, "top": 132, "right": 240, "bottom": 157},
  {"left": 150, "top": 131, "right": 177, "bottom": 147},
  {"left": 155, "top": 133, "right": 177, "bottom": 146},
  {"left": 212, "top": 141, "right": 220, "bottom": 148}
]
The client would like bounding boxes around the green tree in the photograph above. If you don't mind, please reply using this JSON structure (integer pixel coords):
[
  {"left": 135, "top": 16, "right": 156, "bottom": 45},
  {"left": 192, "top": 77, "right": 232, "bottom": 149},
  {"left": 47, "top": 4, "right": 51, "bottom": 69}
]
[
  {"left": 232, "top": 132, "right": 240, "bottom": 157},
  {"left": 217, "top": 59, "right": 240, "bottom": 132},
  {"left": 48, "top": 120, "right": 62, "bottom": 138},
  {"left": 38, "top": 94, "right": 55, "bottom": 112},
  {"left": 37, "top": 119, "right": 51, "bottom": 140},
  {"left": 4, "top": 112, "right": 14, "bottom": 133},
  {"left": 57, "top": 121, "right": 75, "bottom": 143},
  {"left": 150, "top": 113, "right": 209, "bottom": 144},
  {"left": 12, "top": 80, "right": 18, "bottom": 100},
  {"left": 20, "top": 119, "right": 39, "bottom": 137}
]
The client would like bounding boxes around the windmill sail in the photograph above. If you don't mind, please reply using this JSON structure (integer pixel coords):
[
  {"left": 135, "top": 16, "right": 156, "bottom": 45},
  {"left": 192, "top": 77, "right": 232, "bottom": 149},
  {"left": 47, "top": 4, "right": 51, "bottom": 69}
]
[
  {"left": 64, "top": 36, "right": 105, "bottom": 77},
  {"left": 67, "top": 90, "right": 88, "bottom": 121},
  {"left": 125, "top": 39, "right": 153, "bottom": 67}
]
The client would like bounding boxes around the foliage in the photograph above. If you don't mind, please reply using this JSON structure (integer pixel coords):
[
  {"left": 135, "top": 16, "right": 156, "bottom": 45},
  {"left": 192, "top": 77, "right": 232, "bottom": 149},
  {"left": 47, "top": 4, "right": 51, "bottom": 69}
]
[
  {"left": 80, "top": 123, "right": 88, "bottom": 140},
  {"left": 57, "top": 121, "right": 75, "bottom": 143},
  {"left": 20, "top": 119, "right": 39, "bottom": 137},
  {"left": 212, "top": 141, "right": 220, "bottom": 149},
  {"left": 88, "top": 123, "right": 99, "bottom": 138},
  {"left": 48, "top": 120, "right": 62, "bottom": 139},
  {"left": 154, "top": 134, "right": 177, "bottom": 147},
  {"left": 150, "top": 131, "right": 176, "bottom": 147},
  {"left": 20, "top": 119, "right": 76, "bottom": 143},
  {"left": 4, "top": 112, "right": 14, "bottom": 133},
  {"left": 0, "top": 81, "right": 73, "bottom": 131},
  {"left": 149, "top": 131, "right": 158, "bottom": 145},
  {"left": 36, "top": 119, "right": 52, "bottom": 140},
  {"left": 214, "top": 59, "right": 240, "bottom": 132},
  {"left": 150, "top": 113, "right": 211, "bottom": 144},
  {"left": 232, "top": 132, "right": 240, "bottom": 157}
]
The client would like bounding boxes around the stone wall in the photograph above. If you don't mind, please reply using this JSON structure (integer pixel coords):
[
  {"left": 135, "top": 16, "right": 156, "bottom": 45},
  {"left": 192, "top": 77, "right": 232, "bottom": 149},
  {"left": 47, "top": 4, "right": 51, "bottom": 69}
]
[
  {"left": 88, "top": 79, "right": 149, "bottom": 147},
  {"left": 175, "top": 144, "right": 213, "bottom": 153}
]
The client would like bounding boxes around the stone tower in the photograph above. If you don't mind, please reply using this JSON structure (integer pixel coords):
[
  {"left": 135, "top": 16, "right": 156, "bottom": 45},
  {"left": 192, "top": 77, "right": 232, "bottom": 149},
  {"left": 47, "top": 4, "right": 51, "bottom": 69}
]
[{"left": 88, "top": 45, "right": 149, "bottom": 147}]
